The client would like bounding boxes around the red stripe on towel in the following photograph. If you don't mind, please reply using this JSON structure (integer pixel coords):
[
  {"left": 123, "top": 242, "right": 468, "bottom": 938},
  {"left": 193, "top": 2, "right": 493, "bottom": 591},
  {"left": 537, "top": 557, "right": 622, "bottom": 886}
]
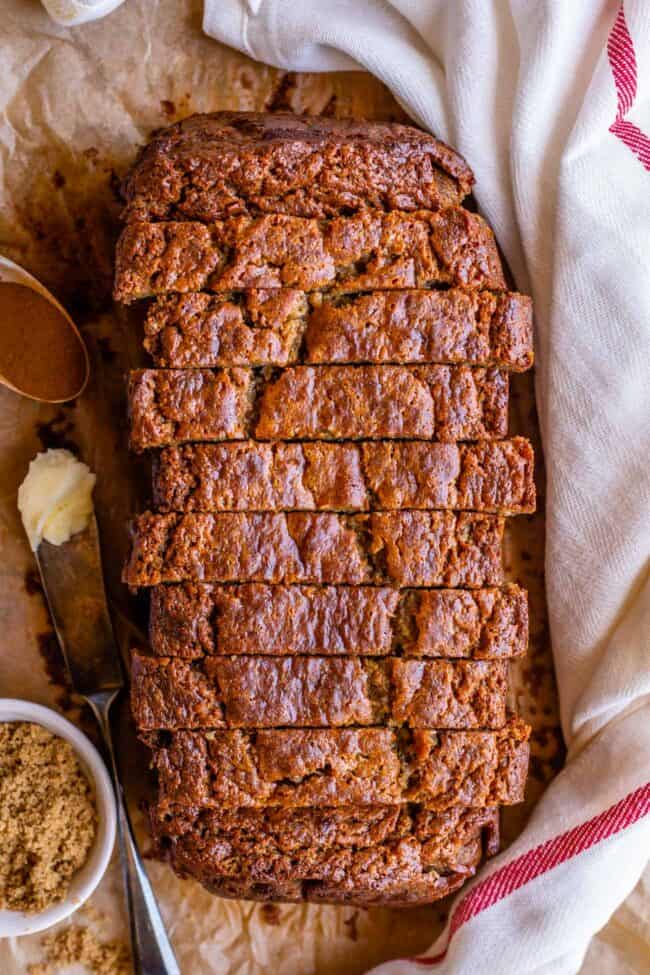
[
  {"left": 607, "top": 5, "right": 650, "bottom": 170},
  {"left": 412, "top": 782, "right": 650, "bottom": 966}
]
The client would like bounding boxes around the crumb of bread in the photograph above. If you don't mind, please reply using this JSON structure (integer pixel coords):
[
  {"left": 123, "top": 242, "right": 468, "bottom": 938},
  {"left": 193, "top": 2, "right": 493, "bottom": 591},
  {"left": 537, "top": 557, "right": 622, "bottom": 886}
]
[
  {"left": 0, "top": 721, "right": 97, "bottom": 913},
  {"left": 28, "top": 925, "right": 131, "bottom": 975}
]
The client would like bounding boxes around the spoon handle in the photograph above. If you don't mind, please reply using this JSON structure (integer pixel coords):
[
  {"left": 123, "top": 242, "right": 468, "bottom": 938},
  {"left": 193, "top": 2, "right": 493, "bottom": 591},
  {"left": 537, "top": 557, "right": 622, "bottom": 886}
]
[{"left": 87, "top": 691, "right": 180, "bottom": 975}]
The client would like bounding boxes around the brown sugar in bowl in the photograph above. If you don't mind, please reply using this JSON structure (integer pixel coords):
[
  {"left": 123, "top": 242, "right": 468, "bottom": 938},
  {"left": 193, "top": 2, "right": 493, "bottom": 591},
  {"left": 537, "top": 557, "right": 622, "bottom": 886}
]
[{"left": 0, "top": 700, "right": 116, "bottom": 936}]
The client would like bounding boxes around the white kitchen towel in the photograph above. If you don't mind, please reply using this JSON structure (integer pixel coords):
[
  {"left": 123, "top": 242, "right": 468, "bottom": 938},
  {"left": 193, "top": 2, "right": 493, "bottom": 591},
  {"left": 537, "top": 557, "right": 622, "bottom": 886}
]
[{"left": 200, "top": 2, "right": 650, "bottom": 973}]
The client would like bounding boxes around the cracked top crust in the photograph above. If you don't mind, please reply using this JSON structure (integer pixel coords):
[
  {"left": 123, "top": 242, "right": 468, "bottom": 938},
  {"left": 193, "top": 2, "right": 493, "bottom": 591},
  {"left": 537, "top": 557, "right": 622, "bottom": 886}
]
[
  {"left": 121, "top": 112, "right": 474, "bottom": 222},
  {"left": 128, "top": 365, "right": 509, "bottom": 449},
  {"left": 145, "top": 717, "right": 530, "bottom": 810},
  {"left": 148, "top": 802, "right": 498, "bottom": 904},
  {"left": 151, "top": 439, "right": 535, "bottom": 514},
  {"left": 113, "top": 208, "right": 506, "bottom": 302}
]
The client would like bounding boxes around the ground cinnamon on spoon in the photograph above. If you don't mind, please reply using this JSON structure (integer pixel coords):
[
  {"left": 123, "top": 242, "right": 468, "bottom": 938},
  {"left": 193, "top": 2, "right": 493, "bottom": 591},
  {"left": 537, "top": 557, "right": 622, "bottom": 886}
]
[{"left": 0, "top": 282, "right": 87, "bottom": 401}]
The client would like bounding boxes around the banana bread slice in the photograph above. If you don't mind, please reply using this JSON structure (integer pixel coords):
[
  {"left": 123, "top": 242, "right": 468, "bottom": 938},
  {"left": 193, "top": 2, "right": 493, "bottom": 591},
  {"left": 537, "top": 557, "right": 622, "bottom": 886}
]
[
  {"left": 152, "top": 439, "right": 535, "bottom": 513},
  {"left": 130, "top": 654, "right": 508, "bottom": 731},
  {"left": 148, "top": 803, "right": 497, "bottom": 905},
  {"left": 129, "top": 365, "right": 508, "bottom": 448},
  {"left": 113, "top": 209, "right": 506, "bottom": 302},
  {"left": 121, "top": 112, "right": 474, "bottom": 222},
  {"left": 128, "top": 368, "right": 253, "bottom": 451},
  {"left": 304, "top": 290, "right": 533, "bottom": 369},
  {"left": 145, "top": 717, "right": 530, "bottom": 810},
  {"left": 149, "top": 583, "right": 398, "bottom": 657},
  {"left": 123, "top": 511, "right": 504, "bottom": 587},
  {"left": 148, "top": 583, "right": 528, "bottom": 660},
  {"left": 144, "top": 290, "right": 308, "bottom": 368},
  {"left": 143, "top": 288, "right": 533, "bottom": 371}
]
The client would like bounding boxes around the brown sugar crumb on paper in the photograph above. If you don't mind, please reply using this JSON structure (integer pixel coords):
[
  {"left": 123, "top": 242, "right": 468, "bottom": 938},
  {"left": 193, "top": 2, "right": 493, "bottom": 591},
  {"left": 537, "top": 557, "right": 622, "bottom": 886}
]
[
  {"left": 29, "top": 925, "right": 131, "bottom": 975},
  {"left": 259, "top": 903, "right": 282, "bottom": 926},
  {"left": 0, "top": 722, "right": 96, "bottom": 913}
]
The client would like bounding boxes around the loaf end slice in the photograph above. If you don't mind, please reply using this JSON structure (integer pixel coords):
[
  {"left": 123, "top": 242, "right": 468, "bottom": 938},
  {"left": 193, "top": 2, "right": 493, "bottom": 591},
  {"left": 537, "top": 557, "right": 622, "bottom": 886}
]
[
  {"left": 148, "top": 802, "right": 498, "bottom": 906},
  {"left": 121, "top": 111, "right": 474, "bottom": 222}
]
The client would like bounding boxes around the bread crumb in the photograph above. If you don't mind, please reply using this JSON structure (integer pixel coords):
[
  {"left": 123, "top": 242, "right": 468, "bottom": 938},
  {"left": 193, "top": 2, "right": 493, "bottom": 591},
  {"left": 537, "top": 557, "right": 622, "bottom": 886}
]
[
  {"left": 0, "top": 722, "right": 97, "bottom": 913},
  {"left": 29, "top": 925, "right": 131, "bottom": 975}
]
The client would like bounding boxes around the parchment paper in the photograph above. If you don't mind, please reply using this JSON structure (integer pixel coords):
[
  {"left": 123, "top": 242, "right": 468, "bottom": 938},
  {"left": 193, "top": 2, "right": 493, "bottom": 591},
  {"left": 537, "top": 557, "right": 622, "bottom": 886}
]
[{"left": 0, "top": 2, "right": 642, "bottom": 972}]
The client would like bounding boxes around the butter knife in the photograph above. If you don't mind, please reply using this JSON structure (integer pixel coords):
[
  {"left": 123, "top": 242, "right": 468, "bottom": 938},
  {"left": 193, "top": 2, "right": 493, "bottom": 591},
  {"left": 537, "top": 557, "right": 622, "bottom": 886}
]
[{"left": 35, "top": 515, "right": 180, "bottom": 975}]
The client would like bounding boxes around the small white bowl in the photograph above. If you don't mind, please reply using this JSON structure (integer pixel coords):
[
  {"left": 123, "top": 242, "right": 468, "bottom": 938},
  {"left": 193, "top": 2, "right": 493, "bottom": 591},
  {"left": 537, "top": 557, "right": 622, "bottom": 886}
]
[{"left": 0, "top": 699, "right": 117, "bottom": 936}]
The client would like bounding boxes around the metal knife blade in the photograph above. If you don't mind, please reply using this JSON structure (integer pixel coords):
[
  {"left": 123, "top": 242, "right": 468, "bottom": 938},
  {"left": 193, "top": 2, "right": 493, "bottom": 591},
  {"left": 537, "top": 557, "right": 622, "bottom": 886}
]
[{"left": 35, "top": 514, "right": 123, "bottom": 696}]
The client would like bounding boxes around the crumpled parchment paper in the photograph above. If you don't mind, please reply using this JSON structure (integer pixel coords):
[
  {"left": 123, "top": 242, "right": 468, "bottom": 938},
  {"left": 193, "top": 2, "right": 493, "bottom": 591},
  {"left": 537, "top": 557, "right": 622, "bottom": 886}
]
[{"left": 2, "top": 2, "right": 638, "bottom": 973}]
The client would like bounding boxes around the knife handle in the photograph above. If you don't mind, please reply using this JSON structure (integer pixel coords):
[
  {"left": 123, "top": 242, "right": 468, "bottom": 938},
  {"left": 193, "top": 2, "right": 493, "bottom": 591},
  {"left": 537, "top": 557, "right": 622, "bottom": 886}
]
[{"left": 88, "top": 691, "right": 181, "bottom": 975}]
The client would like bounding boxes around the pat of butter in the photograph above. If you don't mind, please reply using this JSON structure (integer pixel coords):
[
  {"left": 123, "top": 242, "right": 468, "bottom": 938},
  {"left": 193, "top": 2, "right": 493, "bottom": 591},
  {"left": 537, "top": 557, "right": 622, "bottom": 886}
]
[
  {"left": 18, "top": 449, "right": 96, "bottom": 552},
  {"left": 41, "top": 0, "right": 126, "bottom": 28}
]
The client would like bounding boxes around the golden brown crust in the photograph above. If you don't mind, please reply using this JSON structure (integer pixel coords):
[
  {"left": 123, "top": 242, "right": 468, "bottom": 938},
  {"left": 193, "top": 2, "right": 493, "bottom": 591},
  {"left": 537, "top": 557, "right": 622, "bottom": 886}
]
[
  {"left": 129, "top": 365, "right": 509, "bottom": 448},
  {"left": 401, "top": 585, "right": 529, "bottom": 659},
  {"left": 150, "top": 802, "right": 499, "bottom": 870},
  {"left": 113, "top": 209, "right": 506, "bottom": 302},
  {"left": 120, "top": 114, "right": 532, "bottom": 909},
  {"left": 149, "top": 583, "right": 398, "bottom": 657},
  {"left": 130, "top": 653, "right": 508, "bottom": 731},
  {"left": 145, "top": 717, "right": 530, "bottom": 810},
  {"left": 152, "top": 439, "right": 535, "bottom": 513},
  {"left": 152, "top": 441, "right": 369, "bottom": 512},
  {"left": 121, "top": 112, "right": 474, "bottom": 222},
  {"left": 148, "top": 583, "right": 528, "bottom": 660},
  {"left": 122, "top": 511, "right": 505, "bottom": 587},
  {"left": 142, "top": 288, "right": 533, "bottom": 371}
]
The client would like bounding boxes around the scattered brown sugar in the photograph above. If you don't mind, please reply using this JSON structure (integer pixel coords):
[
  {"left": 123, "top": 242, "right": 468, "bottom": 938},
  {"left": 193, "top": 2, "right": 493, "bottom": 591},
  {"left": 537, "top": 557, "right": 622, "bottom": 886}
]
[
  {"left": 0, "top": 722, "right": 97, "bottom": 913},
  {"left": 29, "top": 925, "right": 131, "bottom": 975}
]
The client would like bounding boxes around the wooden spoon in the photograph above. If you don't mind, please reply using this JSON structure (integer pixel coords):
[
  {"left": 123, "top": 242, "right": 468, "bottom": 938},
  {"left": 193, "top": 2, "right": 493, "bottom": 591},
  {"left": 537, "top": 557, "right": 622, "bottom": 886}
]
[{"left": 0, "top": 256, "right": 89, "bottom": 403}]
